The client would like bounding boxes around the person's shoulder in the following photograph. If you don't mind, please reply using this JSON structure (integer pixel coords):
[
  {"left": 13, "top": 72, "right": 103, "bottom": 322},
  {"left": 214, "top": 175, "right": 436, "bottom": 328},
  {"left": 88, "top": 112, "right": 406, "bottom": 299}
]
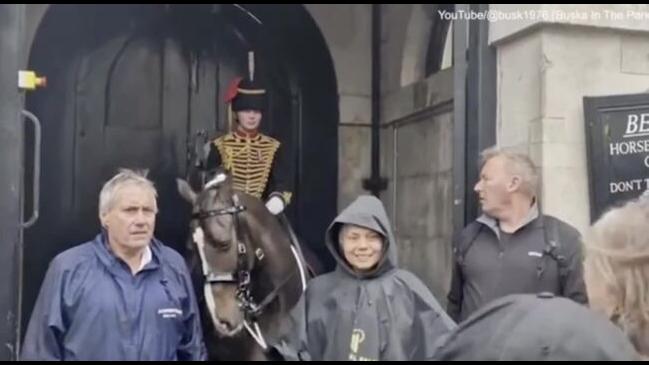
[
  {"left": 51, "top": 239, "right": 96, "bottom": 270},
  {"left": 154, "top": 240, "right": 191, "bottom": 273},
  {"left": 214, "top": 132, "right": 235, "bottom": 145},
  {"left": 543, "top": 215, "right": 581, "bottom": 240},
  {"left": 394, "top": 268, "right": 425, "bottom": 284},
  {"left": 452, "top": 220, "right": 486, "bottom": 249},
  {"left": 309, "top": 271, "right": 335, "bottom": 286},
  {"left": 259, "top": 134, "right": 280, "bottom": 147},
  {"left": 462, "top": 220, "right": 485, "bottom": 235},
  {"left": 541, "top": 215, "right": 583, "bottom": 255},
  {"left": 44, "top": 239, "right": 98, "bottom": 289},
  {"left": 393, "top": 269, "right": 437, "bottom": 297},
  {"left": 390, "top": 269, "right": 451, "bottom": 313},
  {"left": 156, "top": 241, "right": 186, "bottom": 264},
  {"left": 306, "top": 271, "right": 341, "bottom": 296}
]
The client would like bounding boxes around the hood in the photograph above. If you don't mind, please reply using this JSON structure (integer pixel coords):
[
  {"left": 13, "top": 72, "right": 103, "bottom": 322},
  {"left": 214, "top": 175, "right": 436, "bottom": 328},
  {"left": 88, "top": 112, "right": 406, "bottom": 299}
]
[{"left": 325, "top": 195, "right": 397, "bottom": 278}]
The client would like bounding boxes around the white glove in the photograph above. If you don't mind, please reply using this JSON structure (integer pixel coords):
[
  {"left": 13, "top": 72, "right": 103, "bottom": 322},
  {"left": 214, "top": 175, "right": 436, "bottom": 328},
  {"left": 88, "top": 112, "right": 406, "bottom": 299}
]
[{"left": 265, "top": 196, "right": 285, "bottom": 215}]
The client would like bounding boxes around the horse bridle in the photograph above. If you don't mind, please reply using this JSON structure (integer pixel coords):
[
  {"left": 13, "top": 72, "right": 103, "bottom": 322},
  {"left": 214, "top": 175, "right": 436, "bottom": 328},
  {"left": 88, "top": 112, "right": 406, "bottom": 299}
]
[
  {"left": 192, "top": 190, "right": 296, "bottom": 321},
  {"left": 191, "top": 192, "right": 262, "bottom": 314},
  {"left": 192, "top": 194, "right": 248, "bottom": 287}
]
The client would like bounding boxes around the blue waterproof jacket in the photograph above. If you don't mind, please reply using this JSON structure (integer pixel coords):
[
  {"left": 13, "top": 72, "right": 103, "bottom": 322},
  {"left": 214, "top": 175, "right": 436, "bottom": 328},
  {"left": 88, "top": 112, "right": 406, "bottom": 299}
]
[{"left": 21, "top": 233, "right": 207, "bottom": 360}]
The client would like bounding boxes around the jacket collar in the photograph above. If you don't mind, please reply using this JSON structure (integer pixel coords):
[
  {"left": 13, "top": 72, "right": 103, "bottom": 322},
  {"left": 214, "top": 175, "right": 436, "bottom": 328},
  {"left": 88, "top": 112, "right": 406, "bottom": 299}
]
[
  {"left": 93, "top": 230, "right": 160, "bottom": 277},
  {"left": 477, "top": 203, "right": 540, "bottom": 238}
]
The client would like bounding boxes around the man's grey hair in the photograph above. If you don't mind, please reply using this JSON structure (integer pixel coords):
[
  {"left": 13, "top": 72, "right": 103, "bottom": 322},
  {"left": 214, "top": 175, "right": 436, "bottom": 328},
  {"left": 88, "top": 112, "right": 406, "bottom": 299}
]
[
  {"left": 480, "top": 146, "right": 539, "bottom": 197},
  {"left": 98, "top": 168, "right": 158, "bottom": 216}
]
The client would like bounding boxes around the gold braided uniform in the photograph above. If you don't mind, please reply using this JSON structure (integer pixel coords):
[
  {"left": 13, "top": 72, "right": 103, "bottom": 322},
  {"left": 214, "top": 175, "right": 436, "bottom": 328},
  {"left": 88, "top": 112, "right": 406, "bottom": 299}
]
[{"left": 212, "top": 132, "right": 292, "bottom": 204}]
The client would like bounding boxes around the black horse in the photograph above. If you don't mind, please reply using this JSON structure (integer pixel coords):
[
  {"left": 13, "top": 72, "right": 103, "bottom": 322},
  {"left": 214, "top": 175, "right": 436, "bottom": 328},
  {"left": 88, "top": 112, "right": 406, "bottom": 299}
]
[{"left": 177, "top": 171, "right": 307, "bottom": 360}]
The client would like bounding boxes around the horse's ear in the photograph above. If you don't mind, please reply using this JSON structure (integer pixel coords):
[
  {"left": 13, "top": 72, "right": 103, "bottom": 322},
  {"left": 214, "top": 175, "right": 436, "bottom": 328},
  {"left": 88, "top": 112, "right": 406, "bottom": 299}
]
[{"left": 177, "top": 178, "right": 197, "bottom": 205}]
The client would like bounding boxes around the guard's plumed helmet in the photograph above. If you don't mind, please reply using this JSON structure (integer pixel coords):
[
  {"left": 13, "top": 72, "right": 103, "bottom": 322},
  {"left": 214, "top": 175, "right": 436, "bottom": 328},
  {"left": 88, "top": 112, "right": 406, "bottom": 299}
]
[{"left": 224, "top": 51, "right": 266, "bottom": 113}]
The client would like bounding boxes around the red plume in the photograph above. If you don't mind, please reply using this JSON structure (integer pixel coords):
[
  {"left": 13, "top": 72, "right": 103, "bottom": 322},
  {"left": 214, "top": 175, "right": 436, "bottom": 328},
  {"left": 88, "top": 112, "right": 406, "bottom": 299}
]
[{"left": 224, "top": 77, "right": 243, "bottom": 103}]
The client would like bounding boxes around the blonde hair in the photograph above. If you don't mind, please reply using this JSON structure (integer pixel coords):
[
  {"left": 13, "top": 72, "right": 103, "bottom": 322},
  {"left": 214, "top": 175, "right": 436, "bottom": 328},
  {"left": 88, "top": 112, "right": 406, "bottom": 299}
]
[
  {"left": 480, "top": 146, "right": 539, "bottom": 197},
  {"left": 584, "top": 196, "right": 649, "bottom": 355}
]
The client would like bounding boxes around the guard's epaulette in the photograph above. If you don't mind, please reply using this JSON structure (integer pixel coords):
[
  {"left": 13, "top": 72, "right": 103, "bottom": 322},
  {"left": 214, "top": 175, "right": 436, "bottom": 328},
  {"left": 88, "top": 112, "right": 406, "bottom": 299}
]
[
  {"left": 213, "top": 133, "right": 235, "bottom": 147},
  {"left": 258, "top": 134, "right": 280, "bottom": 148}
]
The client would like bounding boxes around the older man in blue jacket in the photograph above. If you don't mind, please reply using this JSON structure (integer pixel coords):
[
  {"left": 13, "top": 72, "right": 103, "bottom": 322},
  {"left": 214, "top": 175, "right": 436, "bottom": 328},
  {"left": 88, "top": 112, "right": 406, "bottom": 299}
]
[{"left": 20, "top": 169, "right": 206, "bottom": 361}]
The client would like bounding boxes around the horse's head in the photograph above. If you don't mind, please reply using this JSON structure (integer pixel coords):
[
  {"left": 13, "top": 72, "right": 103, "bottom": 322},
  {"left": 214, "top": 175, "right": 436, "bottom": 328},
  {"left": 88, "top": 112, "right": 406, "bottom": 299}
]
[{"left": 178, "top": 170, "right": 252, "bottom": 337}]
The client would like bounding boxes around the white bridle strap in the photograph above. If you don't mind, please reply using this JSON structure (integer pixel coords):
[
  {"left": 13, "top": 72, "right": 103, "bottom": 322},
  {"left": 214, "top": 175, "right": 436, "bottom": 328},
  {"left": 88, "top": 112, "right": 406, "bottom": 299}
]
[
  {"left": 193, "top": 227, "right": 222, "bottom": 331},
  {"left": 290, "top": 245, "right": 307, "bottom": 293},
  {"left": 244, "top": 320, "right": 268, "bottom": 350}
]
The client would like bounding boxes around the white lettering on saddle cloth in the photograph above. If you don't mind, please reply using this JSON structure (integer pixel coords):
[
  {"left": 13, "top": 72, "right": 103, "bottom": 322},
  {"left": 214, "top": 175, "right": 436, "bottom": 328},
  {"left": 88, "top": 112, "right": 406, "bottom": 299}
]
[{"left": 158, "top": 308, "right": 183, "bottom": 318}]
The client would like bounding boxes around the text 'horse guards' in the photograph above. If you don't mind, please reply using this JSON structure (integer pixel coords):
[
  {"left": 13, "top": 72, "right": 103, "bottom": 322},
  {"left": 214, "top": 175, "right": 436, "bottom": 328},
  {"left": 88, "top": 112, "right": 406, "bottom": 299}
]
[{"left": 177, "top": 171, "right": 307, "bottom": 360}]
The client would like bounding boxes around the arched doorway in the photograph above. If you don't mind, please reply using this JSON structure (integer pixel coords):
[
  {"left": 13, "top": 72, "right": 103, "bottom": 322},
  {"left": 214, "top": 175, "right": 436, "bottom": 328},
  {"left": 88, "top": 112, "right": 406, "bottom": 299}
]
[{"left": 22, "top": 4, "right": 338, "bottom": 337}]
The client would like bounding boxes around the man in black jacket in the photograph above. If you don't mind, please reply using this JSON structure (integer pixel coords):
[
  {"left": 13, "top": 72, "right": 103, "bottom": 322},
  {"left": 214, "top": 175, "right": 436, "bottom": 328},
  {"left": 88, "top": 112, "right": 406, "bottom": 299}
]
[{"left": 447, "top": 146, "right": 587, "bottom": 322}]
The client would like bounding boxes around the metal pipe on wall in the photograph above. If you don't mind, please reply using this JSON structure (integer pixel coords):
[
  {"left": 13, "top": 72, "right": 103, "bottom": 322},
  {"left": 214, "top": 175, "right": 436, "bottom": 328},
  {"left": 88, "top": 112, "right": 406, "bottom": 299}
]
[{"left": 363, "top": 3, "right": 387, "bottom": 196}]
